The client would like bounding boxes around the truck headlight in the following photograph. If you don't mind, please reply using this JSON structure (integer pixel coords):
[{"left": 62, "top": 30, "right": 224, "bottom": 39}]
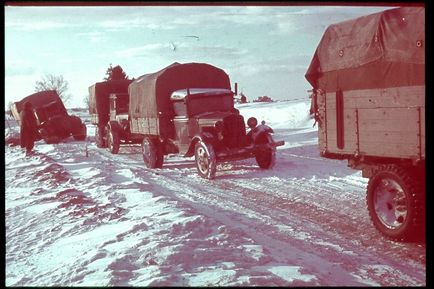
[
  {"left": 214, "top": 121, "right": 224, "bottom": 141},
  {"left": 247, "top": 117, "right": 257, "bottom": 129},
  {"left": 214, "top": 120, "right": 224, "bottom": 132}
]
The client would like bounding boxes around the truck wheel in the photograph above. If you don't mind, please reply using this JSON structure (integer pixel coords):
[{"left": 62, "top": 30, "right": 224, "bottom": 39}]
[
  {"left": 95, "top": 125, "right": 107, "bottom": 148},
  {"left": 255, "top": 134, "right": 276, "bottom": 169},
  {"left": 366, "top": 164, "right": 425, "bottom": 241},
  {"left": 107, "top": 129, "right": 120, "bottom": 154},
  {"left": 142, "top": 137, "right": 164, "bottom": 168},
  {"left": 194, "top": 141, "right": 216, "bottom": 179},
  {"left": 73, "top": 124, "right": 87, "bottom": 141}
]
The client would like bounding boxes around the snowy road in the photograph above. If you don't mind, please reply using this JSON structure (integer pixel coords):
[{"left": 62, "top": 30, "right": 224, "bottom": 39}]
[{"left": 5, "top": 101, "right": 425, "bottom": 286}]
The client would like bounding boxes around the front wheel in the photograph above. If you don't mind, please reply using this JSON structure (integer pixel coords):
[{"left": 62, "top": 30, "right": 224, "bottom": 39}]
[
  {"left": 107, "top": 128, "right": 120, "bottom": 154},
  {"left": 73, "top": 124, "right": 87, "bottom": 141},
  {"left": 142, "top": 137, "right": 164, "bottom": 168},
  {"left": 255, "top": 134, "right": 276, "bottom": 169},
  {"left": 194, "top": 141, "right": 216, "bottom": 179},
  {"left": 366, "top": 164, "right": 425, "bottom": 241}
]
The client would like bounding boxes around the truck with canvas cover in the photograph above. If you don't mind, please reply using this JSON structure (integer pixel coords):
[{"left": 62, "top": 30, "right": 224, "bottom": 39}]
[
  {"left": 128, "top": 62, "right": 284, "bottom": 179},
  {"left": 305, "top": 7, "right": 425, "bottom": 241},
  {"left": 88, "top": 79, "right": 142, "bottom": 153},
  {"left": 10, "top": 90, "right": 87, "bottom": 144}
]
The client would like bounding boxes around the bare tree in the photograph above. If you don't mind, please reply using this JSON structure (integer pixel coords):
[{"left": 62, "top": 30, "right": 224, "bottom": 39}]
[
  {"left": 83, "top": 94, "right": 90, "bottom": 108},
  {"left": 6, "top": 101, "right": 14, "bottom": 118},
  {"left": 35, "top": 74, "right": 72, "bottom": 103}
]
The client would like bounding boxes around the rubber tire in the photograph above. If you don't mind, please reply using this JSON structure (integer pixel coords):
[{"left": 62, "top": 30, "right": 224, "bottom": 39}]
[
  {"left": 95, "top": 125, "right": 107, "bottom": 148},
  {"left": 194, "top": 141, "right": 216, "bottom": 179},
  {"left": 255, "top": 134, "right": 276, "bottom": 169},
  {"left": 142, "top": 137, "right": 164, "bottom": 168},
  {"left": 366, "top": 164, "right": 425, "bottom": 242},
  {"left": 107, "top": 128, "right": 120, "bottom": 154}
]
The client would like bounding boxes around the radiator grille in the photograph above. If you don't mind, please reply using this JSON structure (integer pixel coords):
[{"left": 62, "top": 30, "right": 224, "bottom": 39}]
[{"left": 223, "top": 115, "right": 246, "bottom": 148}]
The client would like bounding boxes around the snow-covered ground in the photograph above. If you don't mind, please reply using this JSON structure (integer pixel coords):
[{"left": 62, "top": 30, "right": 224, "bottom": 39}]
[{"left": 5, "top": 100, "right": 425, "bottom": 286}]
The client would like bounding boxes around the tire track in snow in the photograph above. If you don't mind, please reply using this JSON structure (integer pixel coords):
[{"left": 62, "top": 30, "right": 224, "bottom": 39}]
[
  {"left": 85, "top": 144, "right": 426, "bottom": 285},
  {"left": 143, "top": 169, "right": 424, "bottom": 286}
]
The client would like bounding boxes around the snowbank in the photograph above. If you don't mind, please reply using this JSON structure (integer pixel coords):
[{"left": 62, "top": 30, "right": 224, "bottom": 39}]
[{"left": 236, "top": 100, "right": 314, "bottom": 129}]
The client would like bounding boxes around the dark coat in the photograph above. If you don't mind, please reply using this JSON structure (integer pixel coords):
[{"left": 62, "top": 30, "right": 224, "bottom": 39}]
[{"left": 20, "top": 105, "right": 39, "bottom": 149}]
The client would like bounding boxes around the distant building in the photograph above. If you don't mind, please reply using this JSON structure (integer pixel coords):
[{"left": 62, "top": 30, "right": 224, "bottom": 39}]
[
  {"left": 253, "top": 95, "right": 273, "bottom": 103},
  {"left": 240, "top": 93, "right": 247, "bottom": 103}
]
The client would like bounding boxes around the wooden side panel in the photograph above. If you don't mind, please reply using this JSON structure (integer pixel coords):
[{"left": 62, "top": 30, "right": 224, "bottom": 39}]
[
  {"left": 358, "top": 108, "right": 419, "bottom": 158},
  {"left": 326, "top": 86, "right": 425, "bottom": 109},
  {"left": 320, "top": 86, "right": 425, "bottom": 160},
  {"left": 316, "top": 92, "right": 327, "bottom": 152},
  {"left": 130, "top": 117, "right": 159, "bottom": 135},
  {"left": 326, "top": 108, "right": 358, "bottom": 153},
  {"left": 323, "top": 91, "right": 358, "bottom": 154}
]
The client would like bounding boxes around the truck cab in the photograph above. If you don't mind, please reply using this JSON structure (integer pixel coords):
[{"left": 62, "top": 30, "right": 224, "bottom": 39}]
[
  {"left": 170, "top": 88, "right": 241, "bottom": 154},
  {"left": 109, "top": 92, "right": 129, "bottom": 122},
  {"left": 11, "top": 90, "right": 86, "bottom": 144},
  {"left": 106, "top": 92, "right": 143, "bottom": 154}
]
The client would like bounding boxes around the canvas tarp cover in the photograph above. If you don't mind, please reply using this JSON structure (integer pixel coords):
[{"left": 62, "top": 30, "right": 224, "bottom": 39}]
[
  {"left": 88, "top": 80, "right": 132, "bottom": 125},
  {"left": 13, "top": 90, "right": 66, "bottom": 115},
  {"left": 305, "top": 7, "right": 425, "bottom": 93},
  {"left": 128, "top": 62, "right": 231, "bottom": 137}
]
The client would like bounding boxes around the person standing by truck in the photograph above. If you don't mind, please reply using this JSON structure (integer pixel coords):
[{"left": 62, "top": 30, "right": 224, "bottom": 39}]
[{"left": 19, "top": 101, "right": 39, "bottom": 156}]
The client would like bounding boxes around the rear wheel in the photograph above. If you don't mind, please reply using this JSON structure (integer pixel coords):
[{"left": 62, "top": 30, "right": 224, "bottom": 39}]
[
  {"left": 255, "top": 134, "right": 276, "bottom": 169},
  {"left": 107, "top": 128, "right": 120, "bottom": 154},
  {"left": 195, "top": 141, "right": 216, "bottom": 179},
  {"left": 142, "top": 137, "right": 164, "bottom": 168},
  {"left": 366, "top": 164, "right": 425, "bottom": 241}
]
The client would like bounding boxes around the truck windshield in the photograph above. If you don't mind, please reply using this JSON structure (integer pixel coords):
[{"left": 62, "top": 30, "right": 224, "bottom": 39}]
[{"left": 187, "top": 94, "right": 233, "bottom": 116}]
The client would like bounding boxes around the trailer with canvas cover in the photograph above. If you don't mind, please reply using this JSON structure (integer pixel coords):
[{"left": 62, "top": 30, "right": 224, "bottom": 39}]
[
  {"left": 128, "top": 62, "right": 284, "bottom": 179},
  {"left": 10, "top": 90, "right": 87, "bottom": 144},
  {"left": 305, "top": 7, "right": 425, "bottom": 241}
]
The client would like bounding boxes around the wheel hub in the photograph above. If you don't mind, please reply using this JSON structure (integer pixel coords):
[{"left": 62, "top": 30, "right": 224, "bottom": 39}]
[
  {"left": 142, "top": 141, "right": 151, "bottom": 163},
  {"left": 374, "top": 179, "right": 408, "bottom": 229},
  {"left": 197, "top": 147, "right": 208, "bottom": 173}
]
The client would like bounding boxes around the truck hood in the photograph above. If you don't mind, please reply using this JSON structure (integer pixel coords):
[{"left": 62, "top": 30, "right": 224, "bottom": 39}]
[{"left": 194, "top": 111, "right": 239, "bottom": 125}]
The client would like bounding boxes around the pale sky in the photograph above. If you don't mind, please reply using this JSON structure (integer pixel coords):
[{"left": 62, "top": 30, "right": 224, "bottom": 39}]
[{"left": 5, "top": 4, "right": 396, "bottom": 109}]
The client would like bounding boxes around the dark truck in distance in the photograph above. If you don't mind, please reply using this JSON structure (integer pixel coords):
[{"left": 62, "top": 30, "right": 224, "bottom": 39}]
[
  {"left": 88, "top": 79, "right": 143, "bottom": 153},
  {"left": 10, "top": 90, "right": 87, "bottom": 143},
  {"left": 128, "top": 62, "right": 284, "bottom": 179},
  {"left": 306, "top": 7, "right": 425, "bottom": 241}
]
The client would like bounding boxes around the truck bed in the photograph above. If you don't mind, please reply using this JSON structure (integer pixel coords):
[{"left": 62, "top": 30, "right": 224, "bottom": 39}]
[{"left": 318, "top": 85, "right": 425, "bottom": 160}]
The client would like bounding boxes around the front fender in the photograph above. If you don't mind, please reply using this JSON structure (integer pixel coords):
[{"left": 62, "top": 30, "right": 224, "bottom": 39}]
[
  {"left": 250, "top": 124, "right": 274, "bottom": 145},
  {"left": 184, "top": 132, "right": 215, "bottom": 157}
]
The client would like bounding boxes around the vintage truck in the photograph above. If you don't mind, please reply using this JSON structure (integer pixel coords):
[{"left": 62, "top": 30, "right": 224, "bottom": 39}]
[
  {"left": 128, "top": 62, "right": 284, "bottom": 179},
  {"left": 88, "top": 79, "right": 143, "bottom": 153},
  {"left": 10, "top": 90, "right": 87, "bottom": 143},
  {"left": 305, "top": 7, "right": 425, "bottom": 241}
]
